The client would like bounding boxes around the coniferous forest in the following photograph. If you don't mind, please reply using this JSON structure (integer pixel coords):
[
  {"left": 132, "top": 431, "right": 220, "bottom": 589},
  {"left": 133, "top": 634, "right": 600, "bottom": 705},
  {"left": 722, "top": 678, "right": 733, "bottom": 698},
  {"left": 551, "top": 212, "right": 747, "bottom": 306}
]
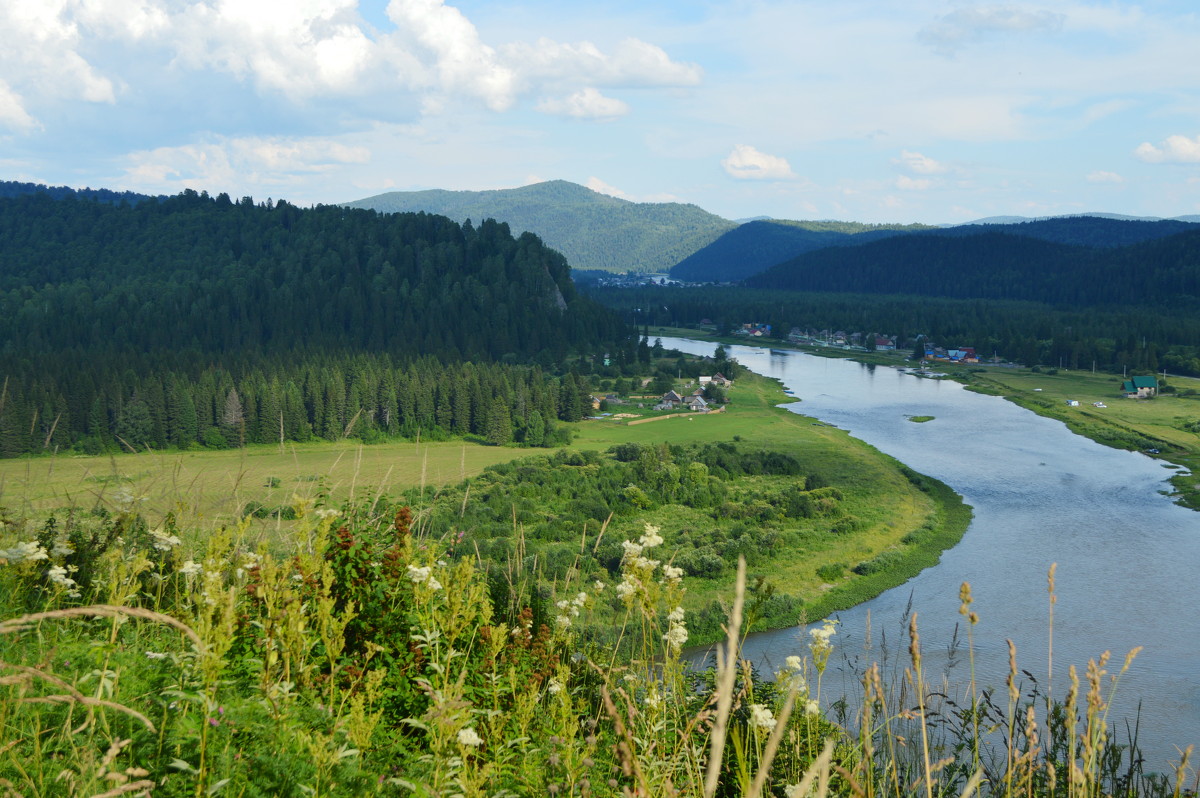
[{"left": 0, "top": 188, "right": 634, "bottom": 456}]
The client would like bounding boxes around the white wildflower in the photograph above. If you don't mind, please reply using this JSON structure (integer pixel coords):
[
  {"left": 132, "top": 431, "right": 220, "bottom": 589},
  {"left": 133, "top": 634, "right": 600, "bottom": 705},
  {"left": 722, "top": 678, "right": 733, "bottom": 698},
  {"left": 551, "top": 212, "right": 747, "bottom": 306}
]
[
  {"left": 667, "top": 606, "right": 685, "bottom": 623},
  {"left": 149, "top": 529, "right": 182, "bottom": 552},
  {"left": 639, "top": 525, "right": 663, "bottom": 549},
  {"left": 179, "top": 560, "right": 202, "bottom": 577},
  {"left": 426, "top": 576, "right": 442, "bottom": 591},
  {"left": 407, "top": 564, "right": 432, "bottom": 584},
  {"left": 631, "top": 555, "right": 660, "bottom": 572},
  {"left": 784, "top": 784, "right": 811, "bottom": 798},
  {"left": 615, "top": 576, "right": 639, "bottom": 600},
  {"left": 145, "top": 651, "right": 168, "bottom": 661},
  {"left": 547, "top": 677, "right": 564, "bottom": 695},
  {"left": 315, "top": 508, "right": 340, "bottom": 519},
  {"left": 47, "top": 564, "right": 78, "bottom": 590},
  {"left": 457, "top": 727, "right": 483, "bottom": 747},
  {"left": 593, "top": 580, "right": 605, "bottom": 591},
  {"left": 555, "top": 614, "right": 572, "bottom": 629},
  {"left": 0, "top": 541, "right": 48, "bottom": 563},
  {"left": 645, "top": 691, "right": 661, "bottom": 709},
  {"left": 749, "top": 703, "right": 777, "bottom": 732},
  {"left": 620, "top": 539, "right": 643, "bottom": 559},
  {"left": 662, "top": 564, "right": 684, "bottom": 583},
  {"left": 663, "top": 622, "right": 688, "bottom": 652},
  {"left": 785, "top": 655, "right": 803, "bottom": 672},
  {"left": 556, "top": 599, "right": 571, "bottom": 610},
  {"left": 51, "top": 538, "right": 74, "bottom": 558},
  {"left": 574, "top": 591, "right": 588, "bottom": 606},
  {"left": 805, "top": 699, "right": 820, "bottom": 716}
]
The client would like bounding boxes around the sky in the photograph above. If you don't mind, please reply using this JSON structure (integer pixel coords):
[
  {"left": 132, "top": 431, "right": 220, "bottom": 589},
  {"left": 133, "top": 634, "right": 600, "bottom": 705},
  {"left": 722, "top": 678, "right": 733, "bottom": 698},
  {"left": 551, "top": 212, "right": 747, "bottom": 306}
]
[{"left": 3, "top": 0, "right": 1200, "bottom": 224}]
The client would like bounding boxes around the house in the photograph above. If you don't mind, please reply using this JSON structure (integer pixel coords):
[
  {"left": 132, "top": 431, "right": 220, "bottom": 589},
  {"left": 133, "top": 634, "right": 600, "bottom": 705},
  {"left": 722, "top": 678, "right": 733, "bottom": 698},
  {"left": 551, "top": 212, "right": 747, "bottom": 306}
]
[
  {"left": 1122, "top": 376, "right": 1159, "bottom": 398},
  {"left": 1066, "top": 400, "right": 1080, "bottom": 407},
  {"left": 710, "top": 373, "right": 731, "bottom": 387},
  {"left": 661, "top": 390, "right": 684, "bottom": 404},
  {"left": 589, "top": 395, "right": 604, "bottom": 410},
  {"left": 685, "top": 395, "right": 709, "bottom": 412},
  {"left": 874, "top": 336, "right": 895, "bottom": 351}
]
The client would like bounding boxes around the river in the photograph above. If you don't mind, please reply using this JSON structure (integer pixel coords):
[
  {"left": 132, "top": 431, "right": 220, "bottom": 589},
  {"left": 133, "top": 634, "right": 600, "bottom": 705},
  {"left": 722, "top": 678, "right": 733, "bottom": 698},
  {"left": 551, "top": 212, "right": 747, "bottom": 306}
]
[{"left": 666, "top": 338, "right": 1200, "bottom": 770}]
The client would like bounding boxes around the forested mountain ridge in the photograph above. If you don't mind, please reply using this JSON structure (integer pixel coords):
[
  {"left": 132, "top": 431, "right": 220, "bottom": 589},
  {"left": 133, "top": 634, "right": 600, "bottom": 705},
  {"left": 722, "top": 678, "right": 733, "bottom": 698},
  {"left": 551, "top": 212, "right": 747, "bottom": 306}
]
[
  {"left": 0, "top": 188, "right": 634, "bottom": 456},
  {"left": 746, "top": 227, "right": 1200, "bottom": 306},
  {"left": 669, "top": 219, "right": 932, "bottom": 282},
  {"left": 673, "top": 215, "right": 1199, "bottom": 283},
  {"left": 344, "top": 179, "right": 737, "bottom": 273}
]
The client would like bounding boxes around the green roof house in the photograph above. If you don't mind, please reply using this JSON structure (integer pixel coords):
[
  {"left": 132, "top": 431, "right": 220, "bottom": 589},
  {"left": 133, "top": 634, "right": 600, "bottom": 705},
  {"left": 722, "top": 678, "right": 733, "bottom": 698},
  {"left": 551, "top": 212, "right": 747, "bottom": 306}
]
[{"left": 1121, "top": 375, "right": 1158, "bottom": 398}]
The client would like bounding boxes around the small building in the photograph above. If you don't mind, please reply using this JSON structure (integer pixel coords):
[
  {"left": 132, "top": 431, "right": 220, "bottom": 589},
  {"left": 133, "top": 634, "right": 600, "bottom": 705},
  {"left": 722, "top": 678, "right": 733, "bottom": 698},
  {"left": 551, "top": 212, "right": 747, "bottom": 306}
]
[
  {"left": 685, "top": 395, "right": 710, "bottom": 412},
  {"left": 1066, "top": 399, "right": 1080, "bottom": 407},
  {"left": 1122, "top": 376, "right": 1159, "bottom": 398}
]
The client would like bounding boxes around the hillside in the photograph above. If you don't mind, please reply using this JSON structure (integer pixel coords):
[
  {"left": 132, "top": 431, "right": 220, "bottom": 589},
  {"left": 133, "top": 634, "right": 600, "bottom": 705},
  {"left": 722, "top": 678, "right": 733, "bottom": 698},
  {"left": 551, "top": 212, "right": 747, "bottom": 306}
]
[
  {"left": 0, "top": 178, "right": 154, "bottom": 205},
  {"left": 669, "top": 219, "right": 930, "bottom": 282},
  {"left": 671, "top": 214, "right": 1197, "bottom": 283},
  {"left": 0, "top": 188, "right": 633, "bottom": 455},
  {"left": 745, "top": 227, "right": 1200, "bottom": 306},
  {"left": 344, "top": 179, "right": 737, "bottom": 273}
]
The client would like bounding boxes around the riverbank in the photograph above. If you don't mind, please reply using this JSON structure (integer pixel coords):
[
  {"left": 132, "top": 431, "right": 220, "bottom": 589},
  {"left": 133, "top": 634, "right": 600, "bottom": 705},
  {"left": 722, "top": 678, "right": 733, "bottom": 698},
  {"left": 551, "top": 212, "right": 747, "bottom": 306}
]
[{"left": 651, "top": 325, "right": 1200, "bottom": 511}]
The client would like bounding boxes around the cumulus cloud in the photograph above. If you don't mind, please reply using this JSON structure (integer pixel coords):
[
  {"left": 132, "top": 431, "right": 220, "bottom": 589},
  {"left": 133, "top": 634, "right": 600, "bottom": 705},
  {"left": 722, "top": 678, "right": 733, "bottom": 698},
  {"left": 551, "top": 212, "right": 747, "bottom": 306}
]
[
  {"left": 0, "top": 80, "right": 37, "bottom": 132},
  {"left": 121, "top": 135, "right": 372, "bottom": 193},
  {"left": 1086, "top": 170, "right": 1124, "bottom": 183},
  {"left": 537, "top": 88, "right": 629, "bottom": 120},
  {"left": 1134, "top": 134, "right": 1200, "bottom": 164},
  {"left": 896, "top": 150, "right": 948, "bottom": 175},
  {"left": 722, "top": 144, "right": 796, "bottom": 180},
  {"left": 919, "top": 6, "right": 1065, "bottom": 56}
]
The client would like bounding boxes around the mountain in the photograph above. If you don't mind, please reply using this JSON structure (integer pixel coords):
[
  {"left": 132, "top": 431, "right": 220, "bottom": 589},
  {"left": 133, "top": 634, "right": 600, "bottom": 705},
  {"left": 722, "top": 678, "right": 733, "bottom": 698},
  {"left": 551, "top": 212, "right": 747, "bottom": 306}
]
[
  {"left": 669, "top": 219, "right": 933, "bottom": 282},
  {"left": 344, "top": 180, "right": 736, "bottom": 273},
  {"left": 745, "top": 227, "right": 1200, "bottom": 307},
  {"left": 937, "top": 215, "right": 1199, "bottom": 247}
]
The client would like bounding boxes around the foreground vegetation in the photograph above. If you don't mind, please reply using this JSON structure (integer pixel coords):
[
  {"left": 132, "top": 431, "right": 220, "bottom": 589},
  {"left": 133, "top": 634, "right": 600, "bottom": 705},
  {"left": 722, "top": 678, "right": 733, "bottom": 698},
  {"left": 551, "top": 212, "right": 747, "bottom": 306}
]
[{"left": 1, "top": 500, "right": 1194, "bottom": 796}]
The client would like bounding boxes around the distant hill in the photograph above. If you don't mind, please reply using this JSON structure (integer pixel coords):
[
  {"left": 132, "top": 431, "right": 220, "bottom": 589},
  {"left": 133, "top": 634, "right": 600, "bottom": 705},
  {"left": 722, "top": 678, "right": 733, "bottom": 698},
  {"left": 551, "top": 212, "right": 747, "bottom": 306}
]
[
  {"left": 669, "top": 219, "right": 933, "bottom": 282},
  {"left": 935, "top": 215, "right": 1199, "bottom": 248},
  {"left": 344, "top": 180, "right": 736, "bottom": 273},
  {"left": 0, "top": 179, "right": 154, "bottom": 205},
  {"left": 745, "top": 227, "right": 1200, "bottom": 307}
]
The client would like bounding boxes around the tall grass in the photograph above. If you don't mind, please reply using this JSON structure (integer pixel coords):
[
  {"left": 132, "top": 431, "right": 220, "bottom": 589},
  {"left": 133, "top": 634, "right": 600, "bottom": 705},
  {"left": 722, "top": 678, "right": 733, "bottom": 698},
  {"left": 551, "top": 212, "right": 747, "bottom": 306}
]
[{"left": 0, "top": 497, "right": 1195, "bottom": 796}]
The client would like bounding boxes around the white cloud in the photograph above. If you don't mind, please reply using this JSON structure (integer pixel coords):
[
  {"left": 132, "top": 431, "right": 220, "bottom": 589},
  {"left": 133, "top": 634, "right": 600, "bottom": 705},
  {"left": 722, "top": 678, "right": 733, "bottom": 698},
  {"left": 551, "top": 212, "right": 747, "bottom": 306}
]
[
  {"left": 1086, "top": 170, "right": 1123, "bottom": 183},
  {"left": 1135, "top": 135, "right": 1200, "bottom": 164},
  {"left": 919, "top": 6, "right": 1066, "bottom": 56},
  {"left": 505, "top": 37, "right": 701, "bottom": 89},
  {"left": 896, "top": 175, "right": 933, "bottom": 191},
  {"left": 0, "top": 0, "right": 118, "bottom": 110},
  {"left": 386, "top": 0, "right": 515, "bottom": 110},
  {"left": 722, "top": 145, "right": 796, "bottom": 180},
  {"left": 0, "top": 80, "right": 38, "bottom": 132},
  {"left": 897, "top": 150, "right": 948, "bottom": 175},
  {"left": 537, "top": 88, "right": 629, "bottom": 120},
  {"left": 121, "top": 135, "right": 372, "bottom": 193},
  {"left": 585, "top": 177, "right": 630, "bottom": 199}
]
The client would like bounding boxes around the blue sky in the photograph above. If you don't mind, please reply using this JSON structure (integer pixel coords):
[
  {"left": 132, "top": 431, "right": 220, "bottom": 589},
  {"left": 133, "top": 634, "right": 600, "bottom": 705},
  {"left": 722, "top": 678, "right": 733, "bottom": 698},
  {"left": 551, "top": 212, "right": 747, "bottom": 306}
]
[{"left": 3, "top": 0, "right": 1200, "bottom": 223}]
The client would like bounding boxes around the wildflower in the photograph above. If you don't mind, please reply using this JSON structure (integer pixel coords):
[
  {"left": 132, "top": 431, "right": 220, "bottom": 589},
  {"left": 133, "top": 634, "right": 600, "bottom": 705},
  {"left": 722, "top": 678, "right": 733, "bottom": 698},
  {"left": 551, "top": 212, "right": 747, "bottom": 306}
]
[
  {"left": 615, "top": 575, "right": 640, "bottom": 600},
  {"left": 749, "top": 703, "right": 777, "bottom": 732},
  {"left": 149, "top": 529, "right": 182, "bottom": 552},
  {"left": 662, "top": 564, "right": 684, "bottom": 583},
  {"left": 574, "top": 591, "right": 588, "bottom": 606},
  {"left": 644, "top": 690, "right": 661, "bottom": 709},
  {"left": 785, "top": 655, "right": 803, "bottom": 671},
  {"left": 805, "top": 699, "right": 820, "bottom": 716},
  {"left": 809, "top": 619, "right": 838, "bottom": 673},
  {"left": 51, "top": 538, "right": 74, "bottom": 558},
  {"left": 555, "top": 614, "right": 572, "bottom": 629},
  {"left": 426, "top": 576, "right": 442, "bottom": 591},
  {"left": 547, "top": 677, "right": 564, "bottom": 695},
  {"left": 0, "top": 541, "right": 48, "bottom": 563},
  {"left": 47, "top": 564, "right": 78, "bottom": 590},
  {"left": 663, "top": 623, "right": 688, "bottom": 652},
  {"left": 593, "top": 580, "right": 605, "bottom": 591},
  {"left": 631, "top": 555, "right": 660, "bottom": 572},
  {"left": 179, "top": 560, "right": 202, "bottom": 576},
  {"left": 620, "top": 540, "right": 643, "bottom": 559},
  {"left": 639, "top": 524, "right": 663, "bottom": 548},
  {"left": 457, "top": 727, "right": 483, "bottom": 747},
  {"left": 784, "top": 784, "right": 810, "bottom": 798},
  {"left": 667, "top": 606, "right": 685, "bottom": 623},
  {"left": 407, "top": 564, "right": 432, "bottom": 584},
  {"left": 622, "top": 672, "right": 639, "bottom": 683},
  {"left": 145, "top": 651, "right": 168, "bottom": 661},
  {"left": 314, "top": 508, "right": 340, "bottom": 520}
]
